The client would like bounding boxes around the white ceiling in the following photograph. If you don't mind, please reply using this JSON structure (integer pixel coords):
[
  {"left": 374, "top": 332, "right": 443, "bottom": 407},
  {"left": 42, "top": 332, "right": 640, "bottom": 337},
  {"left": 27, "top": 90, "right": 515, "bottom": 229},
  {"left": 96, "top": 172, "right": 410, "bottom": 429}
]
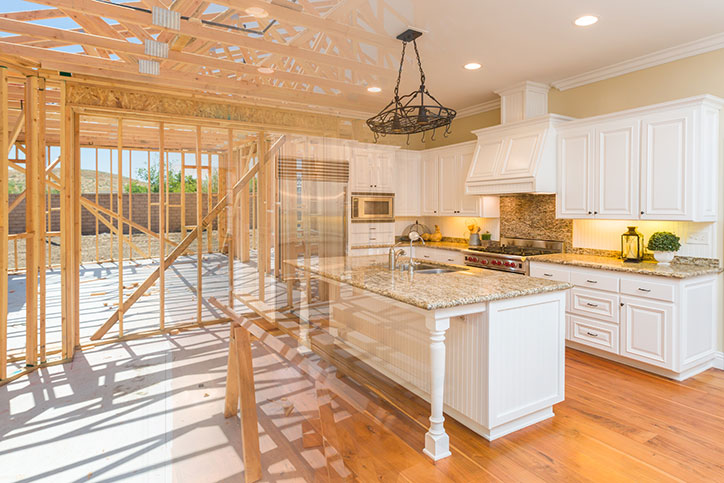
[{"left": 375, "top": 0, "right": 724, "bottom": 112}]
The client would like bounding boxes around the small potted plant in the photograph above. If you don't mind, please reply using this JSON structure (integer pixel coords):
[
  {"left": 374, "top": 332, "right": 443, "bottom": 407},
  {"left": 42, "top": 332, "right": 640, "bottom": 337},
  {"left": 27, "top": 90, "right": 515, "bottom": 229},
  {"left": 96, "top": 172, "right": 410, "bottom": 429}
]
[{"left": 647, "top": 232, "right": 681, "bottom": 265}]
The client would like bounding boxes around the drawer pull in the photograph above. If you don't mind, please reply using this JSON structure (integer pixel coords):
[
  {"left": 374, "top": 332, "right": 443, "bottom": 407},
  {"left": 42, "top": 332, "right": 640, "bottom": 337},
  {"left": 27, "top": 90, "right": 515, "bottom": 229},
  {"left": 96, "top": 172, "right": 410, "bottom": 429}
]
[
  {"left": 637, "top": 288, "right": 651, "bottom": 292},
  {"left": 586, "top": 279, "right": 598, "bottom": 284},
  {"left": 586, "top": 302, "right": 599, "bottom": 307},
  {"left": 543, "top": 273, "right": 553, "bottom": 277},
  {"left": 370, "top": 238, "right": 377, "bottom": 241},
  {"left": 586, "top": 331, "right": 599, "bottom": 337},
  {"left": 447, "top": 258, "right": 454, "bottom": 262},
  {"left": 424, "top": 255, "right": 430, "bottom": 258}
]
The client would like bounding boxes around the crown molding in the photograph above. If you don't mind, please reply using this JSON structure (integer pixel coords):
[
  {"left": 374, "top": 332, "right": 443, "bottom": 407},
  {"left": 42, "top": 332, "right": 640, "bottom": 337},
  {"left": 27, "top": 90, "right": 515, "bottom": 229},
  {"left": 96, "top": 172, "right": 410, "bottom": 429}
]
[
  {"left": 552, "top": 32, "right": 724, "bottom": 91},
  {"left": 456, "top": 98, "right": 501, "bottom": 118}
]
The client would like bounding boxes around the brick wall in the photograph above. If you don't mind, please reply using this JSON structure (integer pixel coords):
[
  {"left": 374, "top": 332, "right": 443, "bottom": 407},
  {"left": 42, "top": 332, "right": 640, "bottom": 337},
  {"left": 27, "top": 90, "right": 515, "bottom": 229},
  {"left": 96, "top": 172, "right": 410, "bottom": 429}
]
[{"left": 7, "top": 192, "right": 219, "bottom": 235}]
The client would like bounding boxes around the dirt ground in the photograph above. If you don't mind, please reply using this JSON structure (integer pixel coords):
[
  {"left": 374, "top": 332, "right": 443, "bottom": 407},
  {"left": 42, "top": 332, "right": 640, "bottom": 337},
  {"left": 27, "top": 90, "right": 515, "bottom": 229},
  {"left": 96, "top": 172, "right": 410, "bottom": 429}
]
[{"left": 7, "top": 229, "right": 234, "bottom": 272}]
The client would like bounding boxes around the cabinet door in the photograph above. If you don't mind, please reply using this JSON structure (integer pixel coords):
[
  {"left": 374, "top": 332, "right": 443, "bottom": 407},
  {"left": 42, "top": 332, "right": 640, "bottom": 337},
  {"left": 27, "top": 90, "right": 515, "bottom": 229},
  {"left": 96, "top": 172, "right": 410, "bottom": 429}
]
[
  {"left": 640, "top": 109, "right": 693, "bottom": 220},
  {"left": 421, "top": 156, "right": 439, "bottom": 215},
  {"left": 438, "top": 152, "right": 459, "bottom": 215},
  {"left": 376, "top": 152, "right": 395, "bottom": 192},
  {"left": 458, "top": 150, "right": 481, "bottom": 215},
  {"left": 595, "top": 119, "right": 639, "bottom": 218},
  {"left": 557, "top": 128, "right": 593, "bottom": 218},
  {"left": 393, "top": 152, "right": 420, "bottom": 216},
  {"left": 352, "top": 152, "right": 372, "bottom": 191},
  {"left": 621, "top": 296, "right": 673, "bottom": 369}
]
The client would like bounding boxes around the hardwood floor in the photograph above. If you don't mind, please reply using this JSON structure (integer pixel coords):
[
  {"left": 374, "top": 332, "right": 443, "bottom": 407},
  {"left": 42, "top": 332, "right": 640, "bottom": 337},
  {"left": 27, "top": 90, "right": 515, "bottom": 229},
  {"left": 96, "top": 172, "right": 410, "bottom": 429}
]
[{"left": 243, "top": 316, "right": 724, "bottom": 482}]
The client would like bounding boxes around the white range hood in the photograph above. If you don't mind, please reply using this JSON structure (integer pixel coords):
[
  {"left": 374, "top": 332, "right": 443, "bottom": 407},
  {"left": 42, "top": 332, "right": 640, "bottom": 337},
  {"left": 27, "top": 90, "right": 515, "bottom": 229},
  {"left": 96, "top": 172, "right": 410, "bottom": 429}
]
[{"left": 465, "top": 81, "right": 572, "bottom": 195}]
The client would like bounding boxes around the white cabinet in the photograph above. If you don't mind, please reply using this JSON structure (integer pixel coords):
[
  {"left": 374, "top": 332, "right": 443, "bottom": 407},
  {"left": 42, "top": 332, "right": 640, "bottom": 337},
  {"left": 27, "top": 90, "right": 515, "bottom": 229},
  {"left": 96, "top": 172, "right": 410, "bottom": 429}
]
[
  {"left": 420, "top": 142, "right": 498, "bottom": 217},
  {"left": 595, "top": 119, "right": 639, "bottom": 218},
  {"left": 620, "top": 296, "right": 673, "bottom": 368},
  {"left": 349, "top": 222, "right": 394, "bottom": 247},
  {"left": 557, "top": 95, "right": 722, "bottom": 221},
  {"left": 557, "top": 127, "right": 593, "bottom": 217},
  {"left": 351, "top": 148, "right": 395, "bottom": 193},
  {"left": 393, "top": 150, "right": 421, "bottom": 216},
  {"left": 528, "top": 261, "right": 717, "bottom": 380},
  {"left": 413, "top": 247, "right": 465, "bottom": 265},
  {"left": 639, "top": 108, "right": 691, "bottom": 220},
  {"left": 421, "top": 154, "right": 440, "bottom": 215},
  {"left": 557, "top": 119, "right": 639, "bottom": 219}
]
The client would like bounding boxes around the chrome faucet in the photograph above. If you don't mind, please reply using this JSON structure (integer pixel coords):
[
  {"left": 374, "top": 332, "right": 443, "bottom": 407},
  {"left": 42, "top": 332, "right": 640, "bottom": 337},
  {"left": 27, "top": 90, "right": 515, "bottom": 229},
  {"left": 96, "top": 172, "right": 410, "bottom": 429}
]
[
  {"left": 407, "top": 231, "right": 425, "bottom": 274},
  {"left": 388, "top": 242, "right": 406, "bottom": 270}
]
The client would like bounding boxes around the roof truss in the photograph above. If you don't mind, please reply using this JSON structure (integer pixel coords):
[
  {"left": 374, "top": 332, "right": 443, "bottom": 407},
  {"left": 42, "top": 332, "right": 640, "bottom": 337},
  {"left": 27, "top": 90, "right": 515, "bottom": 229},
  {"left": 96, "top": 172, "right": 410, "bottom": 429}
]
[{"left": 1, "top": 0, "right": 409, "bottom": 114}]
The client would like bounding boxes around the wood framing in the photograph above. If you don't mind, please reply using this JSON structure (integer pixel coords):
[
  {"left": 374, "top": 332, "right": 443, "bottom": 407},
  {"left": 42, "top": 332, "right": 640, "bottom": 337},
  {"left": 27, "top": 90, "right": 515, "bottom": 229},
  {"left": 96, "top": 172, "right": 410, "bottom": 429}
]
[{"left": 0, "top": 68, "right": 8, "bottom": 379}]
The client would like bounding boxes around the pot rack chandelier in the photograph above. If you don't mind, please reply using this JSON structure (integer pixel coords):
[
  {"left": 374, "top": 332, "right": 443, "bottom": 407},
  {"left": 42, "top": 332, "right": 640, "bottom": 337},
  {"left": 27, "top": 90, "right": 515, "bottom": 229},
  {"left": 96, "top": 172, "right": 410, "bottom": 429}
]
[{"left": 366, "top": 29, "right": 456, "bottom": 144}]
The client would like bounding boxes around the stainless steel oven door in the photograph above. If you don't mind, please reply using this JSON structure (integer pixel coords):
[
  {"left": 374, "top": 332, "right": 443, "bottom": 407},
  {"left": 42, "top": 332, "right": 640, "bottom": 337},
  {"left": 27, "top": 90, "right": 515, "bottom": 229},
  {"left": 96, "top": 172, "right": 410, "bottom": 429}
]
[{"left": 351, "top": 194, "right": 394, "bottom": 222}]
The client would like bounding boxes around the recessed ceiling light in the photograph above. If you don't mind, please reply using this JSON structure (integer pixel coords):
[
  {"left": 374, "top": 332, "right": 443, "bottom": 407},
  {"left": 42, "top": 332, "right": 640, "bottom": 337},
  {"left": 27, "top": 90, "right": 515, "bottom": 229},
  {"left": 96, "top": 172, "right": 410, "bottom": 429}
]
[
  {"left": 464, "top": 62, "right": 482, "bottom": 71},
  {"left": 574, "top": 15, "right": 598, "bottom": 27},
  {"left": 257, "top": 66, "right": 274, "bottom": 74},
  {"left": 245, "top": 6, "right": 269, "bottom": 18},
  {"left": 367, "top": 86, "right": 381, "bottom": 93}
]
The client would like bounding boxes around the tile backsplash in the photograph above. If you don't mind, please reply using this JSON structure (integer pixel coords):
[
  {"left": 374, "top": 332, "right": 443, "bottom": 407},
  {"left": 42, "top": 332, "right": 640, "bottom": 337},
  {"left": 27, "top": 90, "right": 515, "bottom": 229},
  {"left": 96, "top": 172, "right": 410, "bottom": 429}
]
[{"left": 500, "top": 194, "right": 573, "bottom": 249}]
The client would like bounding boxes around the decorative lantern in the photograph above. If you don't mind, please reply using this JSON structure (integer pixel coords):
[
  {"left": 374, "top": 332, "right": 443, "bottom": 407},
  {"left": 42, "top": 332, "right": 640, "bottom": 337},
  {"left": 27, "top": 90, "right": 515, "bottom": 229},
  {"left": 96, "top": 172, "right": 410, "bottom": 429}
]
[{"left": 621, "top": 226, "right": 644, "bottom": 262}]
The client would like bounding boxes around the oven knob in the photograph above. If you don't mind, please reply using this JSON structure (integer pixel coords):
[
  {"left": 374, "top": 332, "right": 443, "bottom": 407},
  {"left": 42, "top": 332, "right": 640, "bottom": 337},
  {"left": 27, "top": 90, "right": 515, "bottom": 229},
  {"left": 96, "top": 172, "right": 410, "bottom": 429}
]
[
  {"left": 506, "top": 262, "right": 513, "bottom": 267},
  {"left": 494, "top": 260, "right": 500, "bottom": 265},
  {"left": 481, "top": 260, "right": 487, "bottom": 265}
]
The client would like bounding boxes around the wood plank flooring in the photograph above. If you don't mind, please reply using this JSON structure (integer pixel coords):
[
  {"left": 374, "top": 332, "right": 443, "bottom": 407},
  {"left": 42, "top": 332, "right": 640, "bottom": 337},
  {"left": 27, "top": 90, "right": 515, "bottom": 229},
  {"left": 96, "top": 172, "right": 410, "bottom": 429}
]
[{"left": 242, "top": 315, "right": 724, "bottom": 482}]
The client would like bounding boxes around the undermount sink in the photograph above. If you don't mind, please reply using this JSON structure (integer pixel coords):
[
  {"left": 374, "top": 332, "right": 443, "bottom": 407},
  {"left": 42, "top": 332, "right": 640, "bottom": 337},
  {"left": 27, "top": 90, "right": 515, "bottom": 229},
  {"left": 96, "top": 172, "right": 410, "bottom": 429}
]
[{"left": 399, "top": 263, "right": 468, "bottom": 274}]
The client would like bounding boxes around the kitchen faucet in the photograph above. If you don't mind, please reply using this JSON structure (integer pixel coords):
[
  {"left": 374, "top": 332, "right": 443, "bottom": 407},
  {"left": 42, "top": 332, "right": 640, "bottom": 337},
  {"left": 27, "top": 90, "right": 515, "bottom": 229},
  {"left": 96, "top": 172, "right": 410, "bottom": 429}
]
[
  {"left": 388, "top": 242, "right": 406, "bottom": 270},
  {"left": 407, "top": 231, "right": 425, "bottom": 274}
]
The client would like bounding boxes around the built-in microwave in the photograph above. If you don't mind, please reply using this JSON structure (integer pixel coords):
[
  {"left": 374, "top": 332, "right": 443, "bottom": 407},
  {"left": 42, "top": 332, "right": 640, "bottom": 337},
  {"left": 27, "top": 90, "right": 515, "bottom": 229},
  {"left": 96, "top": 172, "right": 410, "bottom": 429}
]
[{"left": 351, "top": 193, "right": 394, "bottom": 222}]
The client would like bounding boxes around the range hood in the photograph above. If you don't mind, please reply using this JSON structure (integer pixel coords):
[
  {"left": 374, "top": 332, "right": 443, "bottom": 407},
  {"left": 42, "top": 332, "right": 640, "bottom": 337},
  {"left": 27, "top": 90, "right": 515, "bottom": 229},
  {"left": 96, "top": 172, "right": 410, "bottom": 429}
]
[{"left": 465, "top": 81, "right": 572, "bottom": 195}]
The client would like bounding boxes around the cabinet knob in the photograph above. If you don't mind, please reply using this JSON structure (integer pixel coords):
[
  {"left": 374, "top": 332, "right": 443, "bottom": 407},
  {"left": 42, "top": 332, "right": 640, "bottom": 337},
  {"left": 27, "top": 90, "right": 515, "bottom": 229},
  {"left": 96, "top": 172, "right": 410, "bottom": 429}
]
[
  {"left": 588, "top": 211, "right": 592, "bottom": 215},
  {"left": 640, "top": 211, "right": 644, "bottom": 215},
  {"left": 594, "top": 211, "right": 598, "bottom": 215}
]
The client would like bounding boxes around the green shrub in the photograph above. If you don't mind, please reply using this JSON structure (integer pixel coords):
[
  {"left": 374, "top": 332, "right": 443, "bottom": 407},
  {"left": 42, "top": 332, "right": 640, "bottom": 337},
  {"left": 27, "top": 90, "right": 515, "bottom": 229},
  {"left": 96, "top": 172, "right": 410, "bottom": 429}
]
[{"left": 647, "top": 232, "right": 681, "bottom": 252}]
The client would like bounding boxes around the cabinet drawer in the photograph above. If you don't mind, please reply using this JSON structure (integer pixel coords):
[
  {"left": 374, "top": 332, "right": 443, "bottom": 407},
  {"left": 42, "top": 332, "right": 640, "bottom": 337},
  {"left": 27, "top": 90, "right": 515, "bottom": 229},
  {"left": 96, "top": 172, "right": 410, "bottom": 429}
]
[
  {"left": 439, "top": 251, "right": 465, "bottom": 265},
  {"left": 530, "top": 264, "right": 570, "bottom": 282},
  {"left": 350, "top": 222, "right": 394, "bottom": 235},
  {"left": 620, "top": 278, "right": 675, "bottom": 302},
  {"left": 349, "top": 232, "right": 393, "bottom": 245},
  {"left": 570, "top": 287, "right": 620, "bottom": 324},
  {"left": 570, "top": 270, "right": 619, "bottom": 292},
  {"left": 569, "top": 315, "right": 620, "bottom": 354}
]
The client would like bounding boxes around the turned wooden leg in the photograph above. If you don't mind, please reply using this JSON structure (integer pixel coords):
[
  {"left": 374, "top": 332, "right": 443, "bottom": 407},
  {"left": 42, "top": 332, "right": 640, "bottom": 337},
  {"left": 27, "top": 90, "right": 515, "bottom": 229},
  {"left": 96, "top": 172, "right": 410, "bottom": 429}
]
[{"left": 423, "top": 316, "right": 452, "bottom": 461}]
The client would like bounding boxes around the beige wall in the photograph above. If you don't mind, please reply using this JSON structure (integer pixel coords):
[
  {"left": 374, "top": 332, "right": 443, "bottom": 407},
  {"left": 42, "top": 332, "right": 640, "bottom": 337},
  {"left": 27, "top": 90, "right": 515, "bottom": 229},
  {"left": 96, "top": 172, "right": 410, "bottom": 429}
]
[{"left": 434, "top": 48, "right": 724, "bottom": 352}]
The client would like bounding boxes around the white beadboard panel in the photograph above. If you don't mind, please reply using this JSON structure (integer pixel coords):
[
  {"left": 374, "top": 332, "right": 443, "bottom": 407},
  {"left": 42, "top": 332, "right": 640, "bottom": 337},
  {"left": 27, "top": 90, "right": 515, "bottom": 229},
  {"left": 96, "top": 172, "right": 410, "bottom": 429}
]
[
  {"left": 326, "top": 287, "right": 491, "bottom": 427},
  {"left": 572, "top": 219, "right": 717, "bottom": 258}
]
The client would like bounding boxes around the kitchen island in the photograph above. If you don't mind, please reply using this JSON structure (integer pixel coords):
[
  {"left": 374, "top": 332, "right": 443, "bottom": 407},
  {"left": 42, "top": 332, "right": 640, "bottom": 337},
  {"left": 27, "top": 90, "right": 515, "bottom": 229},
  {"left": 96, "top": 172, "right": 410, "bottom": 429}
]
[{"left": 285, "top": 255, "right": 570, "bottom": 460}]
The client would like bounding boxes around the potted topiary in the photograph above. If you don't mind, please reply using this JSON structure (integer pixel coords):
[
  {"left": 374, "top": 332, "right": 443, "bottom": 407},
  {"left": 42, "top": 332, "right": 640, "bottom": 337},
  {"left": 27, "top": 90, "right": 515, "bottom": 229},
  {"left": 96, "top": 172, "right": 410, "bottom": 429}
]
[{"left": 647, "top": 232, "right": 681, "bottom": 265}]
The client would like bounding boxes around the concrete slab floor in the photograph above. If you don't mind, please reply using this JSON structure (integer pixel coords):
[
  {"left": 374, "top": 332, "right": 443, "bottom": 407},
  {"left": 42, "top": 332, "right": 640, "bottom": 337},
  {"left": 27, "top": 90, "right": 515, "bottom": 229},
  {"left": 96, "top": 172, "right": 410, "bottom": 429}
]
[{"left": 0, "top": 324, "right": 261, "bottom": 482}]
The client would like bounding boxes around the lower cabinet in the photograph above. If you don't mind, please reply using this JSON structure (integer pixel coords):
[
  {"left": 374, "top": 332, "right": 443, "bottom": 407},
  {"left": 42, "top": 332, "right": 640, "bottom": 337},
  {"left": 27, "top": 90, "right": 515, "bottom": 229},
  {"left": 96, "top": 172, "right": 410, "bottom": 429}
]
[
  {"left": 413, "top": 247, "right": 466, "bottom": 265},
  {"left": 529, "top": 261, "right": 717, "bottom": 380},
  {"left": 620, "top": 296, "right": 673, "bottom": 368}
]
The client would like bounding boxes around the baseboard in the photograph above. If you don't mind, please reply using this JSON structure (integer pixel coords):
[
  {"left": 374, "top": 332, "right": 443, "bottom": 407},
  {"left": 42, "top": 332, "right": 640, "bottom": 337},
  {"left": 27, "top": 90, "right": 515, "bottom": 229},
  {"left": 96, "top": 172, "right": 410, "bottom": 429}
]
[{"left": 714, "top": 351, "right": 724, "bottom": 370}]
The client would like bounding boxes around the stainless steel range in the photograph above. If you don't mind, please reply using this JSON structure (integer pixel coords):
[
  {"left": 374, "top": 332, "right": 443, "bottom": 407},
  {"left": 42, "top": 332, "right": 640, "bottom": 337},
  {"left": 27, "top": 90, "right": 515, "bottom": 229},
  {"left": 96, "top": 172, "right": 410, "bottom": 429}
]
[{"left": 464, "top": 237, "right": 565, "bottom": 275}]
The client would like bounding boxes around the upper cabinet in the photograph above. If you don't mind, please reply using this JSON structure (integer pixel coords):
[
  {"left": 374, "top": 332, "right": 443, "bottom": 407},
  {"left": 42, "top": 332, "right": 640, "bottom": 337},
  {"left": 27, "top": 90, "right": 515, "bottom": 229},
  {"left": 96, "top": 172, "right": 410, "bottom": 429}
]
[
  {"left": 421, "top": 142, "right": 499, "bottom": 217},
  {"left": 351, "top": 147, "right": 395, "bottom": 193},
  {"left": 394, "top": 150, "right": 422, "bottom": 217},
  {"left": 557, "top": 95, "right": 723, "bottom": 222}
]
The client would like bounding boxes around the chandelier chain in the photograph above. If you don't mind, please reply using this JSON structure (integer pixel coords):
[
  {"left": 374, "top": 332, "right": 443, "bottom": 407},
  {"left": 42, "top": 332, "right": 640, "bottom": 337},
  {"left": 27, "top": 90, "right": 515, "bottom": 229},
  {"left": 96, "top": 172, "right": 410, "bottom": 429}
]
[
  {"left": 393, "top": 42, "right": 407, "bottom": 100},
  {"left": 412, "top": 40, "right": 426, "bottom": 87}
]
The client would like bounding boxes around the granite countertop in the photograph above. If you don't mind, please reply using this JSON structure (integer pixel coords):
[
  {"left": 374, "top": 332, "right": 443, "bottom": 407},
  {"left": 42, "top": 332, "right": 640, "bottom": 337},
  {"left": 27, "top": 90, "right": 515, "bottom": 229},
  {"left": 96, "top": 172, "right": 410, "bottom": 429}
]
[
  {"left": 529, "top": 253, "right": 722, "bottom": 279},
  {"left": 285, "top": 255, "right": 571, "bottom": 311}
]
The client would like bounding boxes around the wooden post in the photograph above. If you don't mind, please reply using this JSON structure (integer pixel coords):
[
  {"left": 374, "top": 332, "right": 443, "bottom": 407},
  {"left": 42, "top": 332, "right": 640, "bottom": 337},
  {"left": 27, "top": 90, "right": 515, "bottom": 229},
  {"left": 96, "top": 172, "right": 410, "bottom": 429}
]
[
  {"left": 181, "top": 151, "right": 186, "bottom": 238},
  {"left": 24, "top": 76, "right": 41, "bottom": 367},
  {"left": 159, "top": 123, "right": 165, "bottom": 330},
  {"left": 226, "top": 129, "right": 234, "bottom": 308},
  {"left": 196, "top": 126, "right": 203, "bottom": 323},
  {"left": 37, "top": 78, "right": 46, "bottom": 362},
  {"left": 60, "top": 83, "right": 77, "bottom": 359},
  {"left": 72, "top": 112, "right": 80, "bottom": 347},
  {"left": 224, "top": 323, "right": 263, "bottom": 483},
  {"left": 117, "top": 119, "right": 124, "bottom": 337},
  {"left": 240, "top": 146, "right": 250, "bottom": 262},
  {"left": 257, "top": 132, "right": 267, "bottom": 302},
  {"left": 0, "top": 68, "right": 8, "bottom": 379},
  {"left": 147, "top": 150, "right": 151, "bottom": 256},
  {"left": 94, "top": 147, "right": 99, "bottom": 262}
]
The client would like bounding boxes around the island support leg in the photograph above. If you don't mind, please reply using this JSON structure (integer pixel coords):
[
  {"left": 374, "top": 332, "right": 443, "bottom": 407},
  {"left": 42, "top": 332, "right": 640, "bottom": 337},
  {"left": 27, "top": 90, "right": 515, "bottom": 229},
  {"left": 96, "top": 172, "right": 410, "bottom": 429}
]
[{"left": 423, "top": 316, "right": 452, "bottom": 461}]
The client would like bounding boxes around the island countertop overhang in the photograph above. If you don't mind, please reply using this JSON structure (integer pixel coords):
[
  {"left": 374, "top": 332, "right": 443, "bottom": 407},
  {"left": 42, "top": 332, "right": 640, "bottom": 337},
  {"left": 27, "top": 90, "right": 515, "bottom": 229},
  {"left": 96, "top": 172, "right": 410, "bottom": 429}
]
[{"left": 284, "top": 255, "right": 571, "bottom": 311}]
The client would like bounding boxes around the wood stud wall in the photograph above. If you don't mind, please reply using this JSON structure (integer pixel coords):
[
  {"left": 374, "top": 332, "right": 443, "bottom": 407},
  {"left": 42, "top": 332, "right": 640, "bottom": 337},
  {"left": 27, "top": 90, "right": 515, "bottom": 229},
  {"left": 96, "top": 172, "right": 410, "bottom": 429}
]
[{"left": 1, "top": 68, "right": 285, "bottom": 383}]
